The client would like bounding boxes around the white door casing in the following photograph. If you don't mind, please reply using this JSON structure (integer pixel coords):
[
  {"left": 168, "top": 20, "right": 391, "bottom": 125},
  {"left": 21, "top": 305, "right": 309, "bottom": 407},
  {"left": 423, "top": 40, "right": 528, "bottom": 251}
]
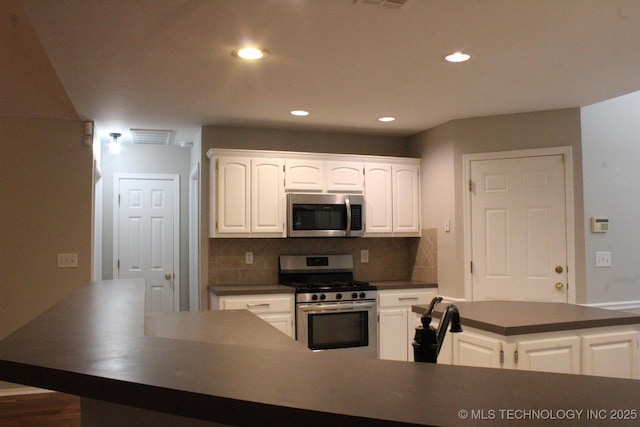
[
  {"left": 114, "top": 174, "right": 179, "bottom": 312},
  {"left": 463, "top": 147, "right": 575, "bottom": 303},
  {"left": 189, "top": 165, "right": 200, "bottom": 311}
]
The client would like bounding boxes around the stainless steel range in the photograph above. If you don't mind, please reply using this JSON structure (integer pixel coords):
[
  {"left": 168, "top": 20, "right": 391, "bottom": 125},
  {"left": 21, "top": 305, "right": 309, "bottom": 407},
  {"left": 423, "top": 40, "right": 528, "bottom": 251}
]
[{"left": 279, "top": 254, "right": 377, "bottom": 358}]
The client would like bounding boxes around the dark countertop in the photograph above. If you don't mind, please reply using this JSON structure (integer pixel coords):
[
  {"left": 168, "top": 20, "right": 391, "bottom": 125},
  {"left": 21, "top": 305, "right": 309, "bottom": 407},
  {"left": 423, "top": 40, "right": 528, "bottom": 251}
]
[
  {"left": 208, "top": 281, "right": 437, "bottom": 296},
  {"left": 413, "top": 300, "right": 640, "bottom": 336},
  {"left": 208, "top": 284, "right": 295, "bottom": 296},
  {"left": 371, "top": 281, "right": 438, "bottom": 291},
  {"left": 3, "top": 280, "right": 640, "bottom": 426}
]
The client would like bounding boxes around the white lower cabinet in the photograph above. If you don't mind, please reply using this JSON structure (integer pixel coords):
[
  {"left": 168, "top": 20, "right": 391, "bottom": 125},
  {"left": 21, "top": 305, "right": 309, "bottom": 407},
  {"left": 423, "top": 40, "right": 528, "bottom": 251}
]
[
  {"left": 582, "top": 330, "right": 638, "bottom": 379},
  {"left": 446, "top": 325, "right": 639, "bottom": 379},
  {"left": 210, "top": 293, "right": 295, "bottom": 338},
  {"left": 515, "top": 336, "right": 581, "bottom": 374},
  {"left": 452, "top": 330, "right": 503, "bottom": 369},
  {"left": 378, "top": 288, "right": 438, "bottom": 361}
]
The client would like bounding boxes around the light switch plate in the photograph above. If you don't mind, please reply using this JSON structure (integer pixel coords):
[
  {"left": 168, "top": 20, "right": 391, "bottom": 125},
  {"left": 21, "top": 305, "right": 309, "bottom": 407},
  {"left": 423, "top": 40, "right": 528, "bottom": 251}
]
[
  {"left": 245, "top": 252, "right": 253, "bottom": 264},
  {"left": 361, "top": 249, "right": 369, "bottom": 264},
  {"left": 595, "top": 251, "right": 612, "bottom": 267}
]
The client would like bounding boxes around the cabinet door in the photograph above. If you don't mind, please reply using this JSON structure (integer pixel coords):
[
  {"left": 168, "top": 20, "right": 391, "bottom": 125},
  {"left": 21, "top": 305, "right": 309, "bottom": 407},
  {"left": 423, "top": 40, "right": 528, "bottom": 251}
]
[
  {"left": 364, "top": 163, "right": 393, "bottom": 234},
  {"left": 516, "top": 336, "right": 580, "bottom": 374},
  {"left": 378, "top": 307, "right": 409, "bottom": 361},
  {"left": 285, "top": 159, "right": 324, "bottom": 191},
  {"left": 392, "top": 164, "right": 420, "bottom": 234},
  {"left": 582, "top": 331, "right": 638, "bottom": 379},
  {"left": 326, "top": 161, "right": 363, "bottom": 193},
  {"left": 260, "top": 313, "right": 295, "bottom": 338},
  {"left": 216, "top": 158, "right": 251, "bottom": 234},
  {"left": 252, "top": 158, "right": 285, "bottom": 234},
  {"left": 453, "top": 331, "right": 503, "bottom": 368}
]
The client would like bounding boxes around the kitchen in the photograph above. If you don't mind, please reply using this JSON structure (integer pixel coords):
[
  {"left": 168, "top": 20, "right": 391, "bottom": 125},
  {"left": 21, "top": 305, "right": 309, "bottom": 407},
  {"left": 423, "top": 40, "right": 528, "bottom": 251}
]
[{"left": 4, "top": 0, "right": 640, "bottom": 423}]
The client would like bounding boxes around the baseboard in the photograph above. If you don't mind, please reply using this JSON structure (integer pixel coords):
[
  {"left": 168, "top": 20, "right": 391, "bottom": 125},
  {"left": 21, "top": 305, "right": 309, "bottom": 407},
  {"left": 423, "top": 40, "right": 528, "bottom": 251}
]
[
  {"left": 0, "top": 386, "right": 52, "bottom": 397},
  {"left": 582, "top": 300, "right": 640, "bottom": 312}
]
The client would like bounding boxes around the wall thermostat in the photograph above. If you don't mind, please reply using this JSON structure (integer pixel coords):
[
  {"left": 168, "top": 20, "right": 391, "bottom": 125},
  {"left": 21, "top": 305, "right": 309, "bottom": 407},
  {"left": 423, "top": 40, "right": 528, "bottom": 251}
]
[{"left": 591, "top": 217, "right": 609, "bottom": 233}]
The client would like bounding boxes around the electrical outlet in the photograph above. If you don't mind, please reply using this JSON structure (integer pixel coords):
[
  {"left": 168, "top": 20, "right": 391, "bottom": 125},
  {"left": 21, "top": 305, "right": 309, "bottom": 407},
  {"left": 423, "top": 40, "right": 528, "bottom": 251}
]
[
  {"left": 245, "top": 252, "right": 254, "bottom": 265},
  {"left": 57, "top": 253, "right": 78, "bottom": 268},
  {"left": 595, "top": 251, "right": 612, "bottom": 268},
  {"left": 361, "top": 249, "right": 369, "bottom": 264}
]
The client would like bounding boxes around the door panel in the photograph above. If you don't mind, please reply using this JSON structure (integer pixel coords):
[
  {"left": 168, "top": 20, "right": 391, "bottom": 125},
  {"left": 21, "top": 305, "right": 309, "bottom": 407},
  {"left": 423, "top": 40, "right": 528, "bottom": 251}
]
[
  {"left": 471, "top": 155, "right": 567, "bottom": 302},
  {"left": 117, "top": 176, "right": 178, "bottom": 312}
]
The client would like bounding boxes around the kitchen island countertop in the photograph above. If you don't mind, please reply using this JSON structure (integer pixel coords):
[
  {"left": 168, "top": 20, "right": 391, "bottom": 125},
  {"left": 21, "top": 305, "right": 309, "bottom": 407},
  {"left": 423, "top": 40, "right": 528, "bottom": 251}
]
[
  {"left": 3, "top": 280, "right": 640, "bottom": 426},
  {"left": 413, "top": 300, "right": 640, "bottom": 335}
]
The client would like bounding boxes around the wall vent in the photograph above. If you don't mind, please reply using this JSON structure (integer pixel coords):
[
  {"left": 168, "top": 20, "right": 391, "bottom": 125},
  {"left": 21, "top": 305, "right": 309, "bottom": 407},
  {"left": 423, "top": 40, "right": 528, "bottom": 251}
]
[
  {"left": 130, "top": 129, "right": 172, "bottom": 145},
  {"left": 353, "top": 0, "right": 412, "bottom": 10}
]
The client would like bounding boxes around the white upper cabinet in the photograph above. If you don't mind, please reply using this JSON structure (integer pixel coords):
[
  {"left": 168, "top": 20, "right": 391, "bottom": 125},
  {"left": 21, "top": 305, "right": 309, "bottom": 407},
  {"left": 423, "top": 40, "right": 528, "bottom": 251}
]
[
  {"left": 216, "top": 157, "right": 251, "bottom": 234},
  {"left": 210, "top": 154, "right": 285, "bottom": 237},
  {"left": 364, "top": 163, "right": 393, "bottom": 234},
  {"left": 284, "top": 159, "right": 324, "bottom": 191},
  {"left": 392, "top": 164, "right": 421, "bottom": 235},
  {"left": 208, "top": 149, "right": 421, "bottom": 238},
  {"left": 251, "top": 158, "right": 285, "bottom": 234},
  {"left": 325, "top": 161, "right": 364, "bottom": 193},
  {"left": 364, "top": 162, "right": 421, "bottom": 237}
]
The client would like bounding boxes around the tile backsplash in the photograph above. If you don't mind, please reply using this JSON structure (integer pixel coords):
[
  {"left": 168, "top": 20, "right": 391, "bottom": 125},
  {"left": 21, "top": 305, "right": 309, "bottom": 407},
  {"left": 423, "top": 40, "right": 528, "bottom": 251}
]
[{"left": 209, "top": 228, "right": 437, "bottom": 286}]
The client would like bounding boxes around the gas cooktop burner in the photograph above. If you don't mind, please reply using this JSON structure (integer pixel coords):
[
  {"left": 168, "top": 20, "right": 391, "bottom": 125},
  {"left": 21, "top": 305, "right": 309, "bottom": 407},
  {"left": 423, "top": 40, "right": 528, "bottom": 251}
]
[{"left": 283, "top": 280, "right": 373, "bottom": 292}]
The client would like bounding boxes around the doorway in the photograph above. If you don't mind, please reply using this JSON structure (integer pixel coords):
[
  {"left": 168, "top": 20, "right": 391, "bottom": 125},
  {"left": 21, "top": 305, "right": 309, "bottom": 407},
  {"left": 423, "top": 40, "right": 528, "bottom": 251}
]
[
  {"left": 463, "top": 147, "right": 575, "bottom": 303},
  {"left": 114, "top": 174, "right": 180, "bottom": 312}
]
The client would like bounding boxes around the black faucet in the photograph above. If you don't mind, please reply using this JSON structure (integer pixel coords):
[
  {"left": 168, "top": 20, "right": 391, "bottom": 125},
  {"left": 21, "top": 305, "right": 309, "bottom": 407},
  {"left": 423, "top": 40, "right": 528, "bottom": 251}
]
[{"left": 412, "top": 297, "right": 462, "bottom": 363}]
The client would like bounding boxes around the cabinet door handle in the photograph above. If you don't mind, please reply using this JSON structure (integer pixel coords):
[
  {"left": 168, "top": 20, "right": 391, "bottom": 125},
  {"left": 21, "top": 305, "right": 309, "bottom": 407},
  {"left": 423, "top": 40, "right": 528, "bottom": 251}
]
[
  {"left": 398, "top": 297, "right": 419, "bottom": 301},
  {"left": 246, "top": 303, "right": 270, "bottom": 308}
]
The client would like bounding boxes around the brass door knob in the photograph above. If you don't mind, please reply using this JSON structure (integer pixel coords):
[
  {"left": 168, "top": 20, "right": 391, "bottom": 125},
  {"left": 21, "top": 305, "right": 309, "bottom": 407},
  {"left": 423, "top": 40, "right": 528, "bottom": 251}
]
[
  {"left": 165, "top": 273, "right": 173, "bottom": 280},
  {"left": 555, "top": 265, "right": 564, "bottom": 274},
  {"left": 555, "top": 282, "right": 564, "bottom": 290}
]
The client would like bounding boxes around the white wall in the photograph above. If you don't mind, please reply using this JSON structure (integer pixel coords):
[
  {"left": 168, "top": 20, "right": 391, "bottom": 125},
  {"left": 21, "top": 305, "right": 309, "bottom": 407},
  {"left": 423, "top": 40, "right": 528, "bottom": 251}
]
[{"left": 581, "top": 90, "right": 640, "bottom": 307}]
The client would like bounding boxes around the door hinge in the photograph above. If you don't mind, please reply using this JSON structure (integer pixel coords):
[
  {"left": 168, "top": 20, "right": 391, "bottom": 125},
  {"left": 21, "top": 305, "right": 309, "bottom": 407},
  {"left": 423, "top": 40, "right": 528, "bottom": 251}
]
[
  {"left": 215, "top": 158, "right": 219, "bottom": 170},
  {"left": 514, "top": 350, "right": 519, "bottom": 364},
  {"left": 500, "top": 349, "right": 504, "bottom": 365}
]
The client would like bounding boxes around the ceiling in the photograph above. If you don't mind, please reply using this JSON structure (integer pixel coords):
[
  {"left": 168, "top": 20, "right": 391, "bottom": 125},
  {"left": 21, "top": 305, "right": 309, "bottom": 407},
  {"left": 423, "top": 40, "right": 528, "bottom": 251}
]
[{"left": 17, "top": 0, "right": 640, "bottom": 145}]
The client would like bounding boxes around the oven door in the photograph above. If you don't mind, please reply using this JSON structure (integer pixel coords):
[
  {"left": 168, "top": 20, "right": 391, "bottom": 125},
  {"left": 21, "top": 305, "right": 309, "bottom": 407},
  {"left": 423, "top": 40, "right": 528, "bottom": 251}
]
[{"left": 296, "top": 300, "right": 377, "bottom": 358}]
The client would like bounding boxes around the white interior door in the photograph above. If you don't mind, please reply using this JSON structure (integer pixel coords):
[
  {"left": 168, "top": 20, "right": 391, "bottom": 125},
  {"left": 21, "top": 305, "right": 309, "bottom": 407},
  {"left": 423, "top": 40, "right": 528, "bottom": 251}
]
[
  {"left": 115, "top": 174, "right": 179, "bottom": 312},
  {"left": 470, "top": 154, "right": 568, "bottom": 302}
]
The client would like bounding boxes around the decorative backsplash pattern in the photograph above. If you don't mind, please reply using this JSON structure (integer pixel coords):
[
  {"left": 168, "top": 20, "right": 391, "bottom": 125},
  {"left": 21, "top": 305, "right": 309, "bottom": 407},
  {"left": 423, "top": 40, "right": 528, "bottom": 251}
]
[{"left": 209, "top": 228, "right": 437, "bottom": 286}]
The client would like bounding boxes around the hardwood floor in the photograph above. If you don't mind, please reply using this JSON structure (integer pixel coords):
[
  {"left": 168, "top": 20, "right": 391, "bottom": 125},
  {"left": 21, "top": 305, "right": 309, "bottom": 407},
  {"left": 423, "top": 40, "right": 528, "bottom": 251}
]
[{"left": 0, "top": 393, "right": 80, "bottom": 426}]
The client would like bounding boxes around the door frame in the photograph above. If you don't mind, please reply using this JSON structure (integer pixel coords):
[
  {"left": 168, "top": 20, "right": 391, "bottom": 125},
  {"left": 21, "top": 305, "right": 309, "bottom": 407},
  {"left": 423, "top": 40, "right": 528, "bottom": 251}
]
[
  {"left": 113, "top": 173, "right": 180, "bottom": 310},
  {"left": 188, "top": 164, "right": 200, "bottom": 311},
  {"left": 462, "top": 147, "right": 576, "bottom": 303}
]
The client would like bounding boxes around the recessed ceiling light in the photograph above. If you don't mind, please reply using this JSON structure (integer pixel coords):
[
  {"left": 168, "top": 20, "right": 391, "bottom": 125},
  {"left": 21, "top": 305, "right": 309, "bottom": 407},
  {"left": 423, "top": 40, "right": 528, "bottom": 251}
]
[
  {"left": 445, "top": 52, "right": 471, "bottom": 63},
  {"left": 291, "top": 110, "right": 309, "bottom": 117},
  {"left": 378, "top": 116, "right": 396, "bottom": 122},
  {"left": 233, "top": 47, "right": 267, "bottom": 60}
]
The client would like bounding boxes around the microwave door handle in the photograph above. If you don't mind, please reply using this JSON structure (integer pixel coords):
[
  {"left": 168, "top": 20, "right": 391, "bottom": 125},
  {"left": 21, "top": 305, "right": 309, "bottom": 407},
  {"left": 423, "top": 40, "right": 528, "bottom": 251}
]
[{"left": 345, "top": 198, "right": 352, "bottom": 236}]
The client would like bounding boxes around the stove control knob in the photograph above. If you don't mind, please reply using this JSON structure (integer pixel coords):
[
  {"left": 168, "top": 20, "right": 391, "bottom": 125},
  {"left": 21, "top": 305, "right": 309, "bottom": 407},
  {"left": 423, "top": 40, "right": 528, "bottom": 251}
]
[
  {"left": 359, "top": 292, "right": 366, "bottom": 299},
  {"left": 352, "top": 292, "right": 358, "bottom": 299},
  {"left": 311, "top": 294, "right": 318, "bottom": 301},
  {"left": 336, "top": 293, "right": 342, "bottom": 300},
  {"left": 320, "top": 294, "right": 326, "bottom": 300}
]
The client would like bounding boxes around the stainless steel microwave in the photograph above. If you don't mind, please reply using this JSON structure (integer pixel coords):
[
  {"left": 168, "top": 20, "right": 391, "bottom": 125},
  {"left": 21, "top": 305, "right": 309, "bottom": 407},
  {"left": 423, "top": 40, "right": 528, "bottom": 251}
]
[{"left": 287, "top": 193, "right": 365, "bottom": 237}]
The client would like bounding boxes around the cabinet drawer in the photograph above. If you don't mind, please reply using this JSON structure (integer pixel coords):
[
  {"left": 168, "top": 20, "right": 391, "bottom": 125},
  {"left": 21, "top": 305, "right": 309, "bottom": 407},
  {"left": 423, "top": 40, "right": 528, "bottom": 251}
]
[
  {"left": 220, "top": 294, "right": 293, "bottom": 313},
  {"left": 378, "top": 289, "right": 436, "bottom": 308}
]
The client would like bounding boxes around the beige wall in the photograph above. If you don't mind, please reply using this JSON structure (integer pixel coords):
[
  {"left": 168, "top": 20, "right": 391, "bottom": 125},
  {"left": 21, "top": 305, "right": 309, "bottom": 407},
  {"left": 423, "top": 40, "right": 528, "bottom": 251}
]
[
  {"left": 0, "top": 117, "right": 93, "bottom": 340},
  {"left": 408, "top": 108, "right": 585, "bottom": 301}
]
